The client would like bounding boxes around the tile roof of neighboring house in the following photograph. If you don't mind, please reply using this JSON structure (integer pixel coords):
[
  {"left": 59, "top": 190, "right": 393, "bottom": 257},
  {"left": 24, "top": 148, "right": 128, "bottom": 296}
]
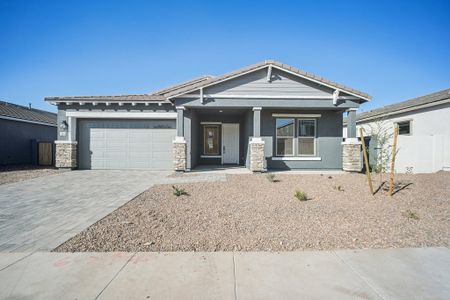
[
  {"left": 45, "top": 60, "right": 371, "bottom": 102},
  {"left": 354, "top": 88, "right": 450, "bottom": 123},
  {"left": 0, "top": 101, "right": 57, "bottom": 126}
]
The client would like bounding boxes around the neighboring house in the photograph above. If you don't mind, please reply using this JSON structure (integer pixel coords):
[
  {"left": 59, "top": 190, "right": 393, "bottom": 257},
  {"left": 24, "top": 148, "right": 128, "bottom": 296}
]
[
  {"left": 0, "top": 101, "right": 57, "bottom": 166},
  {"left": 343, "top": 88, "right": 450, "bottom": 173},
  {"left": 46, "top": 60, "right": 371, "bottom": 172}
]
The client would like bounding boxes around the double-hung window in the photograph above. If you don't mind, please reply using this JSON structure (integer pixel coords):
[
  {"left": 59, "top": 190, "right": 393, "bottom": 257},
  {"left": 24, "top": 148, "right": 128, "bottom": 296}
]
[
  {"left": 298, "top": 119, "right": 316, "bottom": 156},
  {"left": 275, "top": 118, "right": 317, "bottom": 157},
  {"left": 276, "top": 118, "right": 295, "bottom": 156}
]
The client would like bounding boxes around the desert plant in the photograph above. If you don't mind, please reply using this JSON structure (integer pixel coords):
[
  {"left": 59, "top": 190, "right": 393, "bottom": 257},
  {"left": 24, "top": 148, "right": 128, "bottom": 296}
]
[
  {"left": 365, "top": 119, "right": 398, "bottom": 182},
  {"left": 266, "top": 173, "right": 276, "bottom": 182},
  {"left": 172, "top": 185, "right": 188, "bottom": 197},
  {"left": 294, "top": 190, "right": 308, "bottom": 201},
  {"left": 403, "top": 209, "right": 419, "bottom": 220}
]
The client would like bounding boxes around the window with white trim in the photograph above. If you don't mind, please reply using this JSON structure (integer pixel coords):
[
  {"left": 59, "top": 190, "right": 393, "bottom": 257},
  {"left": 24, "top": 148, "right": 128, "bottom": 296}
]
[
  {"left": 276, "top": 118, "right": 294, "bottom": 156},
  {"left": 275, "top": 118, "right": 317, "bottom": 156},
  {"left": 298, "top": 119, "right": 316, "bottom": 156}
]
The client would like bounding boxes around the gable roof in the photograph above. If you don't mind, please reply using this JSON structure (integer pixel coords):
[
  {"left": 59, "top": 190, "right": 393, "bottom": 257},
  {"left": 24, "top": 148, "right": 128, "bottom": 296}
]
[
  {"left": 45, "top": 60, "right": 371, "bottom": 103},
  {"left": 0, "top": 101, "right": 57, "bottom": 126},
  {"left": 355, "top": 88, "right": 450, "bottom": 123},
  {"left": 164, "top": 60, "right": 371, "bottom": 101}
]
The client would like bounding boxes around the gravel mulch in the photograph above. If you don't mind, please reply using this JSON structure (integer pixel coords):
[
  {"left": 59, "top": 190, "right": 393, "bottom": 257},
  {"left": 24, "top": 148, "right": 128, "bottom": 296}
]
[
  {"left": 0, "top": 165, "right": 63, "bottom": 185},
  {"left": 55, "top": 171, "right": 450, "bottom": 252}
]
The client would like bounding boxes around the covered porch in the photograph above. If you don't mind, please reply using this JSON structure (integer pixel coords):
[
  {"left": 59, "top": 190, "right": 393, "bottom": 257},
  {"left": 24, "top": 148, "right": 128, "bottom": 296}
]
[{"left": 173, "top": 105, "right": 360, "bottom": 172}]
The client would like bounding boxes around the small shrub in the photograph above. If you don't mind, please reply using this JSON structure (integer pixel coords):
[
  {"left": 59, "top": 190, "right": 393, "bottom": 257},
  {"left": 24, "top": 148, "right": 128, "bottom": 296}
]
[
  {"left": 266, "top": 173, "right": 276, "bottom": 182},
  {"left": 172, "top": 185, "right": 189, "bottom": 197},
  {"left": 328, "top": 176, "right": 333, "bottom": 179},
  {"left": 403, "top": 209, "right": 419, "bottom": 220},
  {"left": 294, "top": 190, "right": 308, "bottom": 201}
]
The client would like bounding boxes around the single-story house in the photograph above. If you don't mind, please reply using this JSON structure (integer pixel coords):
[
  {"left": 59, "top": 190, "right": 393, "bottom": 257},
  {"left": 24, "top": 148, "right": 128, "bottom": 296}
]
[
  {"left": 46, "top": 60, "right": 371, "bottom": 172},
  {"left": 0, "top": 101, "right": 57, "bottom": 166},
  {"left": 343, "top": 88, "right": 450, "bottom": 173}
]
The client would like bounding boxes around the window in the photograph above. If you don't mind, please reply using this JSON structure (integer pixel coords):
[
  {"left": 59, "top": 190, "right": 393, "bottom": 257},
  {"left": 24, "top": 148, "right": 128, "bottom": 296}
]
[
  {"left": 298, "top": 119, "right": 316, "bottom": 155},
  {"left": 397, "top": 121, "right": 411, "bottom": 135},
  {"left": 276, "top": 119, "right": 294, "bottom": 156},
  {"left": 275, "top": 118, "right": 317, "bottom": 157},
  {"left": 203, "top": 125, "right": 220, "bottom": 155}
]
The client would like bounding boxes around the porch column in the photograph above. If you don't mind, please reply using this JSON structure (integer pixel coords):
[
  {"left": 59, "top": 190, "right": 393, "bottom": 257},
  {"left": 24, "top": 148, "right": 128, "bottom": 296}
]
[
  {"left": 176, "top": 106, "right": 185, "bottom": 137},
  {"left": 55, "top": 116, "right": 78, "bottom": 169},
  {"left": 347, "top": 108, "right": 357, "bottom": 138},
  {"left": 173, "top": 106, "right": 187, "bottom": 171},
  {"left": 253, "top": 107, "right": 261, "bottom": 137},
  {"left": 250, "top": 107, "right": 265, "bottom": 172},
  {"left": 342, "top": 108, "right": 362, "bottom": 172}
]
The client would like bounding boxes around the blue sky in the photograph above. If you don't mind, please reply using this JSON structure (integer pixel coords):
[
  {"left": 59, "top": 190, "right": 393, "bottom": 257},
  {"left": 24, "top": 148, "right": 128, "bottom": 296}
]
[{"left": 1, "top": 0, "right": 449, "bottom": 112}]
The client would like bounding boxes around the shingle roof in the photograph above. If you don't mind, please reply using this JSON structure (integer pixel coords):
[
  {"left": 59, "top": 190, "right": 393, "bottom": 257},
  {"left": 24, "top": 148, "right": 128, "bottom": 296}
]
[
  {"left": 355, "top": 88, "right": 450, "bottom": 123},
  {"left": 45, "top": 60, "right": 371, "bottom": 103},
  {"left": 163, "top": 60, "right": 372, "bottom": 100},
  {"left": 0, "top": 101, "right": 57, "bottom": 125}
]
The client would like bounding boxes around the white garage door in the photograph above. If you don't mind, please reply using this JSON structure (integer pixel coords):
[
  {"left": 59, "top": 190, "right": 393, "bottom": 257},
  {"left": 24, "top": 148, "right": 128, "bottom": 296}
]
[{"left": 78, "top": 119, "right": 176, "bottom": 170}]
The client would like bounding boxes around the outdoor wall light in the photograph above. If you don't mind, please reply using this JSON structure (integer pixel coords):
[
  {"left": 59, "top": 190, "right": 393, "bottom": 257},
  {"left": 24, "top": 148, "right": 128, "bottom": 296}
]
[{"left": 59, "top": 120, "right": 68, "bottom": 131}]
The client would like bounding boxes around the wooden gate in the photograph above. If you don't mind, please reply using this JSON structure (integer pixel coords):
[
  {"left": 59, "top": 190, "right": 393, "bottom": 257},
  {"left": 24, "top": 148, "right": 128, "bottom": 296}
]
[{"left": 38, "top": 142, "right": 53, "bottom": 166}]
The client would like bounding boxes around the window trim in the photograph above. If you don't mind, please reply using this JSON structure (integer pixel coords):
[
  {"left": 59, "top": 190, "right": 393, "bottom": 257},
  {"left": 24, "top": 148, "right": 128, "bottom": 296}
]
[
  {"left": 395, "top": 120, "right": 412, "bottom": 136},
  {"left": 275, "top": 118, "right": 295, "bottom": 156},
  {"left": 203, "top": 124, "right": 221, "bottom": 156},
  {"left": 297, "top": 119, "right": 317, "bottom": 157}
]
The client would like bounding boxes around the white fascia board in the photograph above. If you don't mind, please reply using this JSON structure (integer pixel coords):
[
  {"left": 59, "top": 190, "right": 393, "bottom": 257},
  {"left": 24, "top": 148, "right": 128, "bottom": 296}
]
[
  {"left": 65, "top": 111, "right": 177, "bottom": 119},
  {"left": 272, "top": 113, "right": 322, "bottom": 118},
  {"left": 0, "top": 115, "right": 57, "bottom": 127}
]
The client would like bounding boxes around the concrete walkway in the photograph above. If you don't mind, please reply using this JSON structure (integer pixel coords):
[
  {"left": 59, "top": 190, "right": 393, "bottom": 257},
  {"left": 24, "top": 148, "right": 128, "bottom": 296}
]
[
  {"left": 0, "top": 170, "right": 225, "bottom": 252},
  {"left": 0, "top": 247, "right": 449, "bottom": 300}
]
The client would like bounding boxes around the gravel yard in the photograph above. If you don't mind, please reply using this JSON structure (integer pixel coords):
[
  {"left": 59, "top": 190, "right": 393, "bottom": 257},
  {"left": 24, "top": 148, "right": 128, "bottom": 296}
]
[
  {"left": 55, "top": 171, "right": 450, "bottom": 252},
  {"left": 0, "top": 165, "right": 63, "bottom": 185}
]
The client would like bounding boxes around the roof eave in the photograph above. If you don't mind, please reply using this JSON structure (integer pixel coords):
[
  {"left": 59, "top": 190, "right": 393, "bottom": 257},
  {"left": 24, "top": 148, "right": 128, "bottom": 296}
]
[{"left": 166, "top": 62, "right": 371, "bottom": 102}]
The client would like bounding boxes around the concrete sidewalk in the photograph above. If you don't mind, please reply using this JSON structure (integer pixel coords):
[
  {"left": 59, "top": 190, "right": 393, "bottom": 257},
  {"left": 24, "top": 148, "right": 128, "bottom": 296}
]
[{"left": 0, "top": 247, "right": 449, "bottom": 300}]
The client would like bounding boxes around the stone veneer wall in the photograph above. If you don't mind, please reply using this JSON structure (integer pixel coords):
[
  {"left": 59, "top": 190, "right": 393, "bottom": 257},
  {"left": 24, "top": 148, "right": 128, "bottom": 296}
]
[
  {"left": 342, "top": 142, "right": 362, "bottom": 172},
  {"left": 55, "top": 142, "right": 77, "bottom": 169},
  {"left": 173, "top": 141, "right": 187, "bottom": 171},
  {"left": 249, "top": 140, "right": 265, "bottom": 172}
]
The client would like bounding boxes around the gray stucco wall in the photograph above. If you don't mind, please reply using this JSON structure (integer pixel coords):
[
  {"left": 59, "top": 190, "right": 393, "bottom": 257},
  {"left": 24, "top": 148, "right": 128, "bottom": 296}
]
[
  {"left": 260, "top": 109, "right": 344, "bottom": 170},
  {"left": 0, "top": 119, "right": 56, "bottom": 165}
]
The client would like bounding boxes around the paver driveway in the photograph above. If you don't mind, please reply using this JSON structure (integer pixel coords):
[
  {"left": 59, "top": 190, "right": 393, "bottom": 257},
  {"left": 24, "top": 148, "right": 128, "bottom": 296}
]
[{"left": 0, "top": 170, "right": 224, "bottom": 252}]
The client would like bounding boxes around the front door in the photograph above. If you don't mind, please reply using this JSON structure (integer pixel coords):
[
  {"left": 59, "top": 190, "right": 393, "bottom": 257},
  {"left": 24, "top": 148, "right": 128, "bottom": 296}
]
[{"left": 222, "top": 123, "right": 239, "bottom": 164}]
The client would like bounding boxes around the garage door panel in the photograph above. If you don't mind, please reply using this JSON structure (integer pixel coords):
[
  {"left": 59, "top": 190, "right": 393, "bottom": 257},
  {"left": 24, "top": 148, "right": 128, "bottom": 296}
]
[
  {"left": 79, "top": 119, "right": 176, "bottom": 170},
  {"left": 105, "top": 130, "right": 128, "bottom": 138}
]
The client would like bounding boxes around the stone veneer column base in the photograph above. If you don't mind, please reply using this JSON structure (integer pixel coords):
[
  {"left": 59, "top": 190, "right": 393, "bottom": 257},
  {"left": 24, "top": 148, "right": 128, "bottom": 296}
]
[
  {"left": 249, "top": 138, "right": 266, "bottom": 172},
  {"left": 173, "top": 138, "right": 187, "bottom": 171},
  {"left": 342, "top": 139, "right": 362, "bottom": 172},
  {"left": 55, "top": 141, "right": 77, "bottom": 169}
]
